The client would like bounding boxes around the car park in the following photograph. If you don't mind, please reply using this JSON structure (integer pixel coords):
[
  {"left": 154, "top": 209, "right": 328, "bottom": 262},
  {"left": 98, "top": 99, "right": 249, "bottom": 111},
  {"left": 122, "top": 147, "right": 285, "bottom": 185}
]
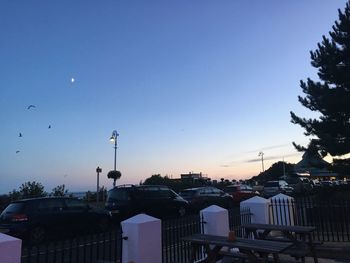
[
  {"left": 179, "top": 186, "right": 233, "bottom": 211},
  {"left": 263, "top": 180, "right": 294, "bottom": 197},
  {"left": 0, "top": 197, "right": 111, "bottom": 244},
  {"left": 105, "top": 185, "right": 189, "bottom": 220},
  {"left": 223, "top": 184, "right": 259, "bottom": 203}
]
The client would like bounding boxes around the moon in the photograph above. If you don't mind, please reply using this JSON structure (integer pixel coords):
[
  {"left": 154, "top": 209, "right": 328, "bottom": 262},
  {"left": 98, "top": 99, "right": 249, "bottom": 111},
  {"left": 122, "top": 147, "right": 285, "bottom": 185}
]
[{"left": 71, "top": 78, "right": 75, "bottom": 83}]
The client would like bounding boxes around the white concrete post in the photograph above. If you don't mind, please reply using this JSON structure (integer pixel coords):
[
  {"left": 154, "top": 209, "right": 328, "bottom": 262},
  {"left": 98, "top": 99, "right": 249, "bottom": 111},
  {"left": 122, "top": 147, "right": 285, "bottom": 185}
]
[
  {"left": 0, "top": 234, "right": 22, "bottom": 263},
  {"left": 240, "top": 196, "right": 270, "bottom": 224},
  {"left": 200, "top": 205, "right": 230, "bottom": 263},
  {"left": 240, "top": 196, "right": 270, "bottom": 239},
  {"left": 269, "top": 193, "right": 295, "bottom": 225},
  {"left": 200, "top": 205, "right": 229, "bottom": 236},
  {"left": 121, "top": 214, "right": 161, "bottom": 263}
]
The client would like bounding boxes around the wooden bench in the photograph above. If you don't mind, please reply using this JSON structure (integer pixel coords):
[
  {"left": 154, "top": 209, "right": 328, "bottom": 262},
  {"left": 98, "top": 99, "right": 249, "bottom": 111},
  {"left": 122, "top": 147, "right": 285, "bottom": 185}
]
[
  {"left": 242, "top": 223, "right": 320, "bottom": 263},
  {"left": 263, "top": 235, "right": 323, "bottom": 261}
]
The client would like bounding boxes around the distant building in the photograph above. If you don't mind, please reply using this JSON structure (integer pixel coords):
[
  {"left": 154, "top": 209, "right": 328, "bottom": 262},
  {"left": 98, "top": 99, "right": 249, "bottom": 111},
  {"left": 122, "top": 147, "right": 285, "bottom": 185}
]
[
  {"left": 180, "top": 172, "right": 210, "bottom": 182},
  {"left": 294, "top": 151, "right": 338, "bottom": 180}
]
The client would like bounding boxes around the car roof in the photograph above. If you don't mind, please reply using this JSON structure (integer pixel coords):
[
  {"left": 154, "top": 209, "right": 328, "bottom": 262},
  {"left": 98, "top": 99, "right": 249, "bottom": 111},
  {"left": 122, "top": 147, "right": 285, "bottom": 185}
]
[
  {"left": 12, "top": 196, "right": 77, "bottom": 203},
  {"left": 181, "top": 186, "right": 217, "bottom": 191},
  {"left": 110, "top": 184, "right": 170, "bottom": 191}
]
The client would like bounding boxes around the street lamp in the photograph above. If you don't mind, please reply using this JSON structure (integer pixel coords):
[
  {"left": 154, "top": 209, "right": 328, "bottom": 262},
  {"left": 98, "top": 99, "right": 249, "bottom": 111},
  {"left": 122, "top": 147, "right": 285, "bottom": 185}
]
[
  {"left": 108, "top": 130, "right": 120, "bottom": 187},
  {"left": 258, "top": 151, "right": 265, "bottom": 172},
  {"left": 110, "top": 130, "right": 119, "bottom": 171}
]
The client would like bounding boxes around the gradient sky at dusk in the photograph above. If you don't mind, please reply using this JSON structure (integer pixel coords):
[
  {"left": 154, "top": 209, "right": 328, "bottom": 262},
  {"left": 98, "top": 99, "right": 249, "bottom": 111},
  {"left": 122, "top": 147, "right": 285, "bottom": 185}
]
[{"left": 0, "top": 0, "right": 347, "bottom": 194}]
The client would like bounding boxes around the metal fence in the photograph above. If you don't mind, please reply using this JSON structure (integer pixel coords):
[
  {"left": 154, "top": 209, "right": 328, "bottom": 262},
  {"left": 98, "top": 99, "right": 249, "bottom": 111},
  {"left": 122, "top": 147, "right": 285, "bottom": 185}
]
[
  {"left": 269, "top": 198, "right": 350, "bottom": 242},
  {"left": 228, "top": 206, "right": 252, "bottom": 237},
  {"left": 162, "top": 214, "right": 203, "bottom": 263},
  {"left": 162, "top": 207, "right": 252, "bottom": 263},
  {"left": 21, "top": 227, "right": 123, "bottom": 263},
  {"left": 20, "top": 208, "right": 252, "bottom": 263}
]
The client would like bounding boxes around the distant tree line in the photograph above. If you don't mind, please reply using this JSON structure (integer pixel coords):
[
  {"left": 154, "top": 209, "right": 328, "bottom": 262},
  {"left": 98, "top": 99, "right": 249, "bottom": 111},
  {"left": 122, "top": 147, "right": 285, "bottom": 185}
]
[
  {"left": 141, "top": 174, "right": 251, "bottom": 192},
  {"left": 141, "top": 174, "right": 209, "bottom": 192},
  {"left": 7, "top": 181, "right": 70, "bottom": 201},
  {"left": 250, "top": 161, "right": 296, "bottom": 185},
  {"left": 0, "top": 181, "right": 108, "bottom": 211}
]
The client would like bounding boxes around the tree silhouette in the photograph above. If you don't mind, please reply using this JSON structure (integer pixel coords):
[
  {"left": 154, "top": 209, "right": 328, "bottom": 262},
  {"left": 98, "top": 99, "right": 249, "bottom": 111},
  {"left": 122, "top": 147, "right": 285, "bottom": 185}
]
[
  {"left": 290, "top": 1, "right": 350, "bottom": 173},
  {"left": 51, "top": 184, "right": 68, "bottom": 197},
  {"left": 143, "top": 174, "right": 170, "bottom": 185},
  {"left": 8, "top": 181, "right": 47, "bottom": 200}
]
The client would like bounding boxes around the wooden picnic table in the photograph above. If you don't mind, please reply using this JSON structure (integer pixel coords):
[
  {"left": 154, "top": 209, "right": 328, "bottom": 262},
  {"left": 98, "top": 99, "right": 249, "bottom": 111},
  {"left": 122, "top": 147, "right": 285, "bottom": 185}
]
[
  {"left": 242, "top": 223, "right": 318, "bottom": 263},
  {"left": 183, "top": 233, "right": 293, "bottom": 263}
]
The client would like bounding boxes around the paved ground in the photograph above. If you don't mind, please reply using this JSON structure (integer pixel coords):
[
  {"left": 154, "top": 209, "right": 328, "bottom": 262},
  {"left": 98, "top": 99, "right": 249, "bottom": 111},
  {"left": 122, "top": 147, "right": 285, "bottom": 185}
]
[
  {"left": 278, "top": 241, "right": 350, "bottom": 263},
  {"left": 222, "top": 242, "right": 350, "bottom": 263},
  {"left": 279, "top": 255, "right": 348, "bottom": 263}
]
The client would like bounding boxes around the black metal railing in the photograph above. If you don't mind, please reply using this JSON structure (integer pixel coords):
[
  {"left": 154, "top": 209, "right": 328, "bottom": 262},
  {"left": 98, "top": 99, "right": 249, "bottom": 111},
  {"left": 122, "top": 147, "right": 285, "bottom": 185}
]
[
  {"left": 162, "top": 208, "right": 252, "bottom": 263},
  {"left": 21, "top": 227, "right": 123, "bottom": 263},
  {"left": 228, "top": 207, "right": 252, "bottom": 237},
  {"left": 162, "top": 214, "right": 203, "bottom": 263},
  {"left": 269, "top": 198, "right": 350, "bottom": 242}
]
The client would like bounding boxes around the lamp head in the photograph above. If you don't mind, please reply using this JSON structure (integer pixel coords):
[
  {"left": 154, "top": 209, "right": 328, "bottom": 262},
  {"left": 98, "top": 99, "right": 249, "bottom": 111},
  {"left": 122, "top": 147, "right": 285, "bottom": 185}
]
[{"left": 110, "top": 130, "right": 119, "bottom": 142}]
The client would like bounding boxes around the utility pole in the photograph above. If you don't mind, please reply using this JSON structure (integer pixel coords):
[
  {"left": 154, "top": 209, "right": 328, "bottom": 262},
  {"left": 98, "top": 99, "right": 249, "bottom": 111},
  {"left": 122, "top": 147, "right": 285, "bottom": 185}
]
[{"left": 258, "top": 152, "right": 265, "bottom": 172}]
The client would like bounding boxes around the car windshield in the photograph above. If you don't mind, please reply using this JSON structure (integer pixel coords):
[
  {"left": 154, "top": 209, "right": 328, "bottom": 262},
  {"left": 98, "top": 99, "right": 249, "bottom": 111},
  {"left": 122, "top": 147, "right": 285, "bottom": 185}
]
[
  {"left": 224, "top": 186, "right": 239, "bottom": 193},
  {"left": 107, "top": 189, "right": 130, "bottom": 202},
  {"left": 179, "top": 190, "right": 197, "bottom": 198},
  {"left": 1, "top": 202, "right": 25, "bottom": 215},
  {"left": 240, "top": 185, "right": 253, "bottom": 191}
]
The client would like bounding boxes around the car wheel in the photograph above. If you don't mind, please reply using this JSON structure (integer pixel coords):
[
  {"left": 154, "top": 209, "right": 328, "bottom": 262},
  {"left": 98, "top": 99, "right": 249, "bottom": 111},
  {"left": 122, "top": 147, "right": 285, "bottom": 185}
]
[
  {"left": 178, "top": 206, "right": 186, "bottom": 217},
  {"left": 29, "top": 226, "right": 46, "bottom": 244},
  {"left": 98, "top": 217, "right": 110, "bottom": 232}
]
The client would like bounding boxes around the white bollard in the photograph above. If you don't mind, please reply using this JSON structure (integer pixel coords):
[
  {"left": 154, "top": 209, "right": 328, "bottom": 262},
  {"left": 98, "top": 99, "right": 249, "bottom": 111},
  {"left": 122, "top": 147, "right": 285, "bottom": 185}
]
[
  {"left": 200, "top": 205, "right": 229, "bottom": 236},
  {"left": 200, "top": 205, "right": 229, "bottom": 263},
  {"left": 121, "top": 214, "right": 161, "bottom": 263},
  {"left": 269, "top": 193, "right": 295, "bottom": 225},
  {"left": 240, "top": 196, "right": 271, "bottom": 239},
  {"left": 0, "top": 233, "right": 22, "bottom": 263},
  {"left": 241, "top": 196, "right": 270, "bottom": 224}
]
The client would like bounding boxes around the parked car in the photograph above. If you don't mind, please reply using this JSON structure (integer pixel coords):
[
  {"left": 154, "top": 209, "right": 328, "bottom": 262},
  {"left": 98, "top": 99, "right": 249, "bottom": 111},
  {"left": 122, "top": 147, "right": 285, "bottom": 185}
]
[
  {"left": 223, "top": 184, "right": 259, "bottom": 203},
  {"left": 105, "top": 185, "right": 189, "bottom": 220},
  {"left": 179, "top": 186, "right": 233, "bottom": 212},
  {"left": 263, "top": 180, "right": 294, "bottom": 197},
  {"left": 0, "top": 197, "right": 111, "bottom": 244}
]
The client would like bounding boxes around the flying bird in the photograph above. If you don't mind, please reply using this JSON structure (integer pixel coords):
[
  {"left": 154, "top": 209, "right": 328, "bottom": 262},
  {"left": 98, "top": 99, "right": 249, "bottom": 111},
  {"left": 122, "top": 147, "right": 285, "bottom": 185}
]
[
  {"left": 19, "top": 133, "right": 22, "bottom": 137},
  {"left": 16, "top": 150, "right": 20, "bottom": 154},
  {"left": 27, "top": 105, "right": 36, "bottom": 110},
  {"left": 48, "top": 125, "right": 51, "bottom": 129}
]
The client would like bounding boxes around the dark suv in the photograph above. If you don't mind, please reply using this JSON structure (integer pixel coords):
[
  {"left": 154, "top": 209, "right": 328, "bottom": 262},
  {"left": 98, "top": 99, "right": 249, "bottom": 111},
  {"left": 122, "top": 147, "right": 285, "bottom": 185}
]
[
  {"left": 0, "top": 197, "right": 111, "bottom": 244},
  {"left": 105, "top": 185, "right": 189, "bottom": 220},
  {"left": 179, "top": 186, "right": 233, "bottom": 212}
]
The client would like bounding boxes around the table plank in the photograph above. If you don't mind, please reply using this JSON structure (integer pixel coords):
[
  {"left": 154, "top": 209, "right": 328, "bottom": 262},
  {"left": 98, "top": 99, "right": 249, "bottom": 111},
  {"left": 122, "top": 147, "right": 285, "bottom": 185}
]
[
  {"left": 183, "top": 234, "right": 293, "bottom": 254},
  {"left": 242, "top": 223, "right": 316, "bottom": 233}
]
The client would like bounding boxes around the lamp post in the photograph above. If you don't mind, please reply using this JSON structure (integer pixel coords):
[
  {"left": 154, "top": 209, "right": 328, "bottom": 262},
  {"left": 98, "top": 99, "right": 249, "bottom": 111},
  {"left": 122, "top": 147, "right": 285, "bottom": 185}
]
[
  {"left": 96, "top": 166, "right": 102, "bottom": 203},
  {"left": 258, "top": 151, "right": 265, "bottom": 172},
  {"left": 109, "top": 130, "right": 119, "bottom": 186}
]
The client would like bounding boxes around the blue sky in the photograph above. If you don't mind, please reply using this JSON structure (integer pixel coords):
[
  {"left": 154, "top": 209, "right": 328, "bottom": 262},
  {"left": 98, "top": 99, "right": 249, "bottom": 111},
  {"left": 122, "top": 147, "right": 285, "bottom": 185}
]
[{"left": 0, "top": 0, "right": 347, "bottom": 194}]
